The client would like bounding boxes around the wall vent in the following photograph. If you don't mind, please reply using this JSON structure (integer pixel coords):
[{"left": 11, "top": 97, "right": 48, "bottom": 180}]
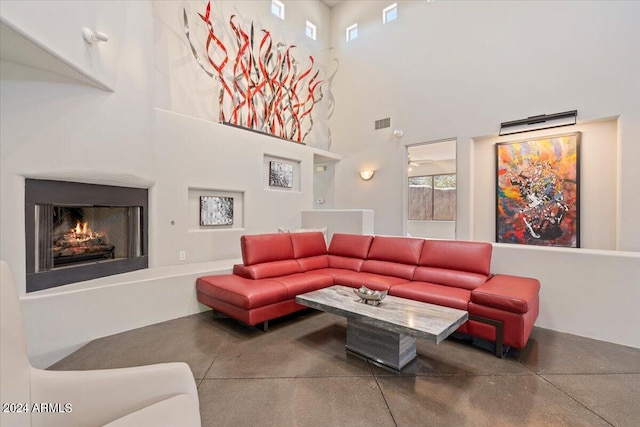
[{"left": 375, "top": 117, "right": 391, "bottom": 130}]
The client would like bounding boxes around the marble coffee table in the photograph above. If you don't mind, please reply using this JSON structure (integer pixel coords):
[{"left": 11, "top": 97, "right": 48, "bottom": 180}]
[{"left": 296, "top": 285, "right": 468, "bottom": 371}]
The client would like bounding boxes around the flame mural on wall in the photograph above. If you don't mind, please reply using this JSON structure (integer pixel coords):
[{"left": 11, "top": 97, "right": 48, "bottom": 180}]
[{"left": 183, "top": 2, "right": 333, "bottom": 143}]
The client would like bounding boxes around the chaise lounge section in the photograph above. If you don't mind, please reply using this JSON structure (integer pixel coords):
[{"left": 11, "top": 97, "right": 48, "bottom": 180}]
[{"left": 196, "top": 232, "right": 540, "bottom": 356}]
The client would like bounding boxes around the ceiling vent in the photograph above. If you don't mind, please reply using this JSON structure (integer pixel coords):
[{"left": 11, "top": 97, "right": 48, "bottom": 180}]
[{"left": 374, "top": 117, "right": 391, "bottom": 130}]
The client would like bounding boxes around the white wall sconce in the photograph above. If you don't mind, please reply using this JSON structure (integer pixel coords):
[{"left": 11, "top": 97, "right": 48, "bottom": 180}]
[
  {"left": 82, "top": 28, "right": 109, "bottom": 45},
  {"left": 393, "top": 129, "right": 404, "bottom": 138},
  {"left": 359, "top": 169, "right": 375, "bottom": 181}
]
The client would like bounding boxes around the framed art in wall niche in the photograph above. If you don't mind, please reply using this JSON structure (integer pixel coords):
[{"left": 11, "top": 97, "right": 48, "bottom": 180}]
[
  {"left": 200, "top": 196, "right": 234, "bottom": 226},
  {"left": 269, "top": 161, "right": 294, "bottom": 188},
  {"left": 496, "top": 132, "right": 580, "bottom": 248}
]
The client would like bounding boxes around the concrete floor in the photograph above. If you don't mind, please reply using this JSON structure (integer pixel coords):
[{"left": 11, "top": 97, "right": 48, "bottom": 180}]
[{"left": 51, "top": 310, "right": 640, "bottom": 427}]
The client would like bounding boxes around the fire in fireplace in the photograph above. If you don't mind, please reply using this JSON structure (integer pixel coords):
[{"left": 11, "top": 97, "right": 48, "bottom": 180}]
[
  {"left": 52, "top": 207, "right": 121, "bottom": 267},
  {"left": 25, "top": 179, "right": 148, "bottom": 292}
]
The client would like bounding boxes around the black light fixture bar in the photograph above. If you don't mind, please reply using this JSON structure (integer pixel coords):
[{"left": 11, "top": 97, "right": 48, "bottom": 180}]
[{"left": 499, "top": 110, "right": 577, "bottom": 136}]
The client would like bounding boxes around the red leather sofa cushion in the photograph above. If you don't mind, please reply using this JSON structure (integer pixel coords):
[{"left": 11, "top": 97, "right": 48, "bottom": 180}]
[
  {"left": 368, "top": 236, "right": 424, "bottom": 265},
  {"left": 196, "top": 275, "right": 287, "bottom": 310},
  {"left": 328, "top": 255, "right": 364, "bottom": 271},
  {"left": 328, "top": 233, "right": 373, "bottom": 259},
  {"left": 291, "top": 232, "right": 327, "bottom": 258},
  {"left": 298, "top": 255, "right": 330, "bottom": 271},
  {"left": 413, "top": 267, "right": 489, "bottom": 290},
  {"left": 241, "top": 233, "right": 295, "bottom": 265},
  {"left": 242, "top": 259, "right": 302, "bottom": 280},
  {"left": 419, "top": 240, "right": 492, "bottom": 276},
  {"left": 309, "top": 267, "right": 360, "bottom": 280},
  {"left": 471, "top": 274, "right": 541, "bottom": 314},
  {"left": 335, "top": 271, "right": 409, "bottom": 291},
  {"left": 390, "top": 282, "right": 471, "bottom": 311},
  {"left": 361, "top": 260, "right": 416, "bottom": 281},
  {"left": 272, "top": 272, "right": 335, "bottom": 299}
]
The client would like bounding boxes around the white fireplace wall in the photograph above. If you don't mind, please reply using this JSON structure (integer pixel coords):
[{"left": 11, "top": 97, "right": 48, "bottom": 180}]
[{"left": 0, "top": 0, "right": 332, "bottom": 367}]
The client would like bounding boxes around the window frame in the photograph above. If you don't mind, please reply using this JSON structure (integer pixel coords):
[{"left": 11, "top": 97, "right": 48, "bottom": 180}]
[
  {"left": 383, "top": 3, "right": 398, "bottom": 24},
  {"left": 305, "top": 20, "right": 317, "bottom": 40},
  {"left": 346, "top": 23, "right": 358, "bottom": 42},
  {"left": 271, "top": 0, "right": 285, "bottom": 20}
]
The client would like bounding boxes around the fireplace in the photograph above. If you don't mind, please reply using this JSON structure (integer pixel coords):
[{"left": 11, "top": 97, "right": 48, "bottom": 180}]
[{"left": 25, "top": 179, "right": 148, "bottom": 292}]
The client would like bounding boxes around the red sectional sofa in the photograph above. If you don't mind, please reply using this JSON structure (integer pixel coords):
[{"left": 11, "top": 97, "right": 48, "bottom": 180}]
[{"left": 196, "top": 232, "right": 540, "bottom": 357}]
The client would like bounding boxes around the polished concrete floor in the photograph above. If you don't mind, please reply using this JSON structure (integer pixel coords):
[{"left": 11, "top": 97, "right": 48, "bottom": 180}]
[{"left": 51, "top": 310, "right": 640, "bottom": 427}]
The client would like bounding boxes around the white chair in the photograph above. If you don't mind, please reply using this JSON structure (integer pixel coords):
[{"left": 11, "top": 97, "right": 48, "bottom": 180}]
[{"left": 0, "top": 260, "right": 202, "bottom": 427}]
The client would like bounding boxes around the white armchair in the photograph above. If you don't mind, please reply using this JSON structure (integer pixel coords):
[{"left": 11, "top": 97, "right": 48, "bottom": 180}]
[{"left": 0, "top": 260, "right": 202, "bottom": 427}]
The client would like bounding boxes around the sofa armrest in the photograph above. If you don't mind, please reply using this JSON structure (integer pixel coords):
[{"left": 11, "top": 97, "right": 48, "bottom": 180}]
[
  {"left": 233, "top": 264, "right": 251, "bottom": 278},
  {"left": 30, "top": 362, "right": 199, "bottom": 427},
  {"left": 471, "top": 274, "right": 540, "bottom": 314}
]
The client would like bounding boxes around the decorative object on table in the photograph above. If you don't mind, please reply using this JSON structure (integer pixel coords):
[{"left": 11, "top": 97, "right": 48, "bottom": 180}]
[
  {"left": 269, "top": 161, "right": 294, "bottom": 188},
  {"left": 200, "top": 196, "right": 234, "bottom": 226},
  {"left": 354, "top": 286, "right": 388, "bottom": 306},
  {"left": 496, "top": 132, "right": 580, "bottom": 247},
  {"left": 183, "top": 1, "right": 330, "bottom": 143}
]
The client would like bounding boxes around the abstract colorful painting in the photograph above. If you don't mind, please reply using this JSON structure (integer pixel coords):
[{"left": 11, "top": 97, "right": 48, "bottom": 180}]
[{"left": 496, "top": 133, "right": 580, "bottom": 247}]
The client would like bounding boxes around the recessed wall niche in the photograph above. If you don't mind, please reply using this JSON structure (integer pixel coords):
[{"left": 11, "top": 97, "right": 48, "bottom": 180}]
[
  {"left": 264, "top": 154, "right": 301, "bottom": 192},
  {"left": 188, "top": 188, "right": 244, "bottom": 231}
]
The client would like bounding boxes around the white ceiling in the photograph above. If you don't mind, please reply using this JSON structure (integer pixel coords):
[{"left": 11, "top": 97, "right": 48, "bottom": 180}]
[{"left": 321, "top": 0, "right": 344, "bottom": 9}]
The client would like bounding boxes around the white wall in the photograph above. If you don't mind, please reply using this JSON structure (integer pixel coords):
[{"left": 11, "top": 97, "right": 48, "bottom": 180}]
[
  {"left": 330, "top": 0, "right": 640, "bottom": 251},
  {"left": 152, "top": 109, "right": 317, "bottom": 266},
  {"left": 329, "top": 1, "right": 640, "bottom": 347},
  {"left": 0, "top": 0, "right": 333, "bottom": 365},
  {"left": 490, "top": 245, "right": 640, "bottom": 349},
  {"left": 1, "top": 0, "right": 155, "bottom": 290}
]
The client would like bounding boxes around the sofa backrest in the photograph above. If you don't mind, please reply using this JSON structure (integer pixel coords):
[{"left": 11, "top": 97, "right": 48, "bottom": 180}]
[
  {"left": 361, "top": 236, "right": 424, "bottom": 280},
  {"left": 414, "top": 240, "right": 492, "bottom": 289},
  {"left": 327, "top": 233, "right": 373, "bottom": 271},
  {"left": 241, "top": 233, "right": 294, "bottom": 265},
  {"left": 291, "top": 232, "right": 329, "bottom": 271},
  {"left": 240, "top": 233, "right": 301, "bottom": 279}
]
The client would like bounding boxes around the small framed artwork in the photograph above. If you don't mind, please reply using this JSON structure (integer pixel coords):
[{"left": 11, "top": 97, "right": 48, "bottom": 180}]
[
  {"left": 496, "top": 132, "right": 580, "bottom": 248},
  {"left": 200, "top": 196, "right": 234, "bottom": 226},
  {"left": 269, "top": 161, "right": 294, "bottom": 188}
]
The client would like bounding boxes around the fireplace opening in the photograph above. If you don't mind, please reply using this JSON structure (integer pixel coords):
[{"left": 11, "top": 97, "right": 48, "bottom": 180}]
[{"left": 26, "top": 179, "right": 148, "bottom": 292}]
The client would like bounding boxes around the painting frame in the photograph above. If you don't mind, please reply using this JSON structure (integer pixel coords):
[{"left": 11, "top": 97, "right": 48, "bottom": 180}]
[
  {"left": 496, "top": 132, "right": 580, "bottom": 248},
  {"left": 200, "top": 196, "right": 234, "bottom": 226},
  {"left": 269, "top": 161, "right": 294, "bottom": 188}
]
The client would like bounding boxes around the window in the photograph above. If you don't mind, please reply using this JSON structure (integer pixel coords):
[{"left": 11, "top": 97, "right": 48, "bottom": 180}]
[
  {"left": 346, "top": 23, "right": 358, "bottom": 42},
  {"left": 408, "top": 174, "right": 456, "bottom": 220},
  {"left": 305, "top": 20, "right": 316, "bottom": 40},
  {"left": 271, "top": 0, "right": 285, "bottom": 19},
  {"left": 383, "top": 3, "right": 398, "bottom": 24}
]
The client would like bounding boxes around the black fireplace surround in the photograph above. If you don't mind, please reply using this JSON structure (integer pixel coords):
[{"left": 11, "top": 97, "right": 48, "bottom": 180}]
[{"left": 25, "top": 179, "right": 148, "bottom": 292}]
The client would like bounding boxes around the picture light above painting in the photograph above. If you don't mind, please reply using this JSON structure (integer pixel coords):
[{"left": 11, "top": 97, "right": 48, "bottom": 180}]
[{"left": 499, "top": 110, "right": 577, "bottom": 136}]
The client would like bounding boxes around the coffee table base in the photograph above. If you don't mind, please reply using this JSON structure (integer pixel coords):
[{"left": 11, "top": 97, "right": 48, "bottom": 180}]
[{"left": 346, "top": 319, "right": 417, "bottom": 371}]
